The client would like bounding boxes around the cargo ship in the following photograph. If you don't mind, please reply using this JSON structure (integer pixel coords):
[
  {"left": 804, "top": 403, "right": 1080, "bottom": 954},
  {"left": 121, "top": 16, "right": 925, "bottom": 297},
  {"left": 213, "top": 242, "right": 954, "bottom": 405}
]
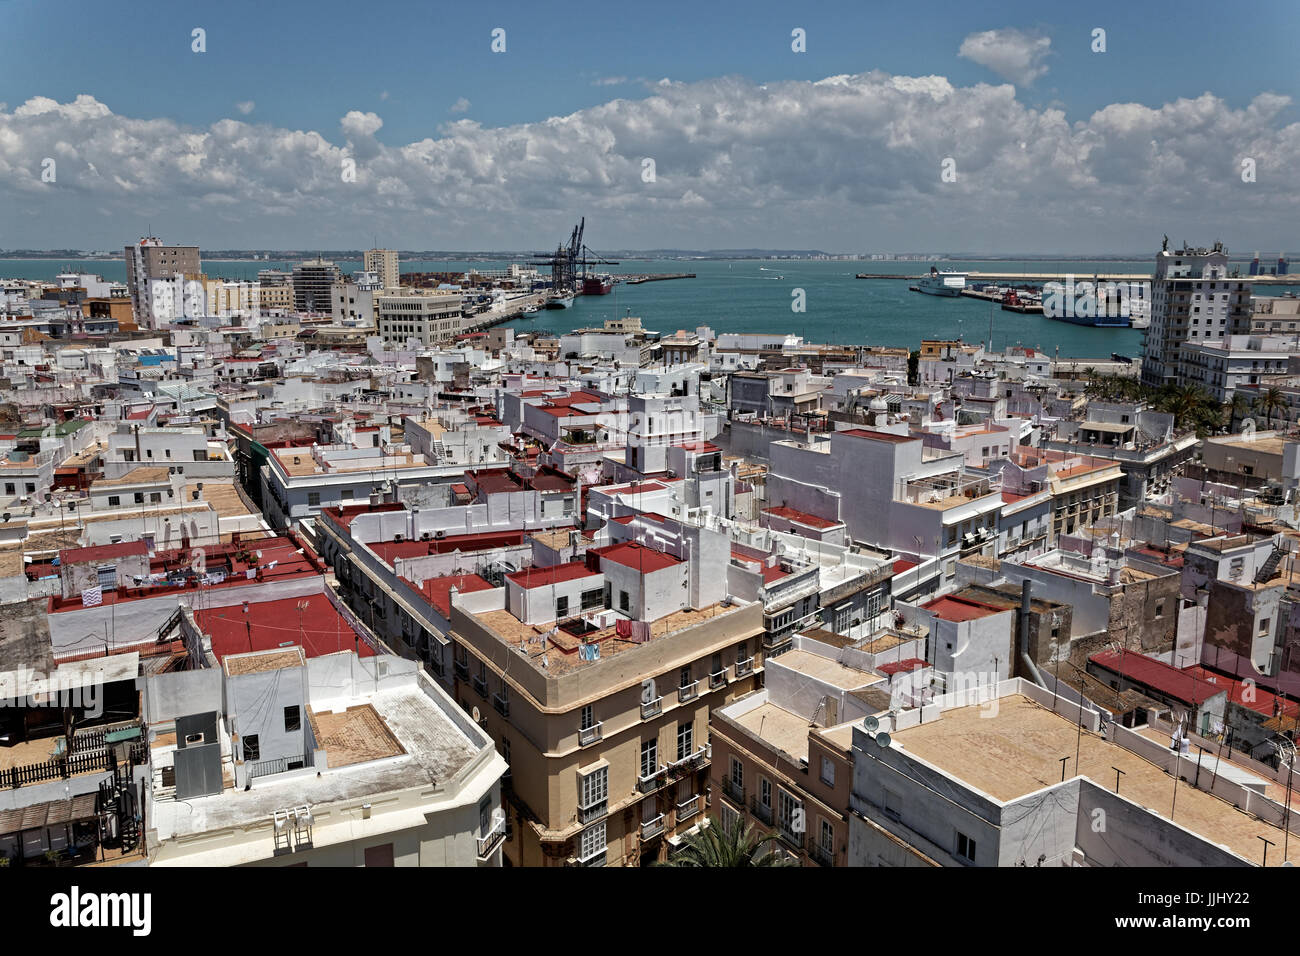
[{"left": 582, "top": 274, "right": 614, "bottom": 295}]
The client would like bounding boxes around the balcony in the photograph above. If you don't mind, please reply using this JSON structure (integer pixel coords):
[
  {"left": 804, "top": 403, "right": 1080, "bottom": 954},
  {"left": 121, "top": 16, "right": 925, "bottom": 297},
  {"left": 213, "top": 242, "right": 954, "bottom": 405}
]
[
  {"left": 575, "top": 848, "right": 606, "bottom": 867},
  {"left": 641, "top": 696, "right": 663, "bottom": 720},
  {"left": 676, "top": 794, "right": 700, "bottom": 822},
  {"left": 454, "top": 659, "right": 469, "bottom": 679},
  {"left": 708, "top": 669, "right": 727, "bottom": 690},
  {"left": 670, "top": 746, "right": 708, "bottom": 774},
  {"left": 677, "top": 681, "right": 699, "bottom": 704},
  {"left": 735, "top": 657, "right": 754, "bottom": 678},
  {"left": 472, "top": 675, "right": 488, "bottom": 698},
  {"left": 578, "top": 722, "right": 603, "bottom": 747},
  {"left": 492, "top": 692, "right": 510, "bottom": 718},
  {"left": 638, "top": 768, "right": 668, "bottom": 794},
  {"left": 723, "top": 778, "right": 745, "bottom": 803},
  {"left": 750, "top": 798, "right": 773, "bottom": 825},
  {"left": 778, "top": 825, "right": 805, "bottom": 850},
  {"left": 640, "top": 814, "right": 665, "bottom": 840},
  {"left": 477, "top": 816, "right": 506, "bottom": 860},
  {"left": 809, "top": 842, "right": 834, "bottom": 867},
  {"left": 577, "top": 798, "right": 607, "bottom": 825}
]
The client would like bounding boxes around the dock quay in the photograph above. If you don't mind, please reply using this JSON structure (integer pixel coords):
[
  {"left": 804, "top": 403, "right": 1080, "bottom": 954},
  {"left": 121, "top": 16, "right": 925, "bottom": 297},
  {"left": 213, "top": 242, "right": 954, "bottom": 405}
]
[
  {"left": 459, "top": 292, "right": 546, "bottom": 333},
  {"left": 622, "top": 273, "right": 696, "bottom": 284},
  {"left": 862, "top": 270, "right": 1300, "bottom": 285}
]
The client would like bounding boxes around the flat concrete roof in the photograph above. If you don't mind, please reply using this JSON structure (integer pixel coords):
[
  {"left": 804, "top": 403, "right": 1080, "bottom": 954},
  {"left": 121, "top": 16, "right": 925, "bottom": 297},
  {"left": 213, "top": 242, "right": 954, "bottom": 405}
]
[{"left": 893, "top": 694, "right": 1293, "bottom": 866}]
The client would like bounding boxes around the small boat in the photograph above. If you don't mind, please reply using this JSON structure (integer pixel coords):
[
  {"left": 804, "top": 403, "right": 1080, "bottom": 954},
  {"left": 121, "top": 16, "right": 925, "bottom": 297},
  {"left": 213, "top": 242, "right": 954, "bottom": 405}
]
[{"left": 522, "top": 304, "right": 539, "bottom": 314}]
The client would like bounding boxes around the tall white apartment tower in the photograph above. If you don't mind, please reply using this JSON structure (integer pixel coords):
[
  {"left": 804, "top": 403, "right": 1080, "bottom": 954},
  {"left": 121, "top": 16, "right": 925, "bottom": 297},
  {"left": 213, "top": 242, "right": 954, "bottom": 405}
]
[
  {"left": 1140, "top": 240, "right": 1253, "bottom": 389},
  {"left": 364, "top": 248, "right": 400, "bottom": 290}
]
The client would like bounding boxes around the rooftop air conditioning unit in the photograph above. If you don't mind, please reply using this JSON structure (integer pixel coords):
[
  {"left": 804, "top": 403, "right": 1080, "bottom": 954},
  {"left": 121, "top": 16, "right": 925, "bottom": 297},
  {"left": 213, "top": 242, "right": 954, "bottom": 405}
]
[{"left": 421, "top": 532, "right": 432, "bottom": 541}]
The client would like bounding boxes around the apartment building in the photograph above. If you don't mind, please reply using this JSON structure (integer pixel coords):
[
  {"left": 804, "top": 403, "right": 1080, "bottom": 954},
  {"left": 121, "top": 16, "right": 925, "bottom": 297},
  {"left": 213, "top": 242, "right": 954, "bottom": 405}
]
[
  {"left": 446, "top": 526, "right": 765, "bottom": 866},
  {"left": 1140, "top": 241, "right": 1253, "bottom": 388},
  {"left": 849, "top": 681, "right": 1292, "bottom": 866},
  {"left": 377, "top": 292, "right": 464, "bottom": 347},
  {"left": 709, "top": 637, "right": 881, "bottom": 866},
  {"left": 363, "top": 248, "right": 400, "bottom": 290},
  {"left": 291, "top": 259, "right": 342, "bottom": 314},
  {"left": 145, "top": 648, "right": 507, "bottom": 866},
  {"left": 124, "top": 237, "right": 202, "bottom": 330},
  {"left": 766, "top": 427, "right": 1003, "bottom": 588}
]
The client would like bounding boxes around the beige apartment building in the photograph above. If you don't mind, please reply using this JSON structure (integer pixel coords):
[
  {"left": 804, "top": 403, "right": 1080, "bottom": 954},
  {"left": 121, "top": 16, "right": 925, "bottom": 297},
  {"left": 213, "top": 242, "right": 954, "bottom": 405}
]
[
  {"left": 448, "top": 587, "right": 765, "bottom": 866},
  {"left": 364, "top": 248, "right": 400, "bottom": 290}
]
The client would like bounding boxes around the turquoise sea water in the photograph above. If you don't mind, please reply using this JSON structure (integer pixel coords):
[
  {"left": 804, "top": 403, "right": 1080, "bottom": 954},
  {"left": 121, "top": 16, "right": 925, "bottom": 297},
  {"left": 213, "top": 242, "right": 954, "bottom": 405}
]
[{"left": 6, "top": 257, "right": 1298, "bottom": 359}]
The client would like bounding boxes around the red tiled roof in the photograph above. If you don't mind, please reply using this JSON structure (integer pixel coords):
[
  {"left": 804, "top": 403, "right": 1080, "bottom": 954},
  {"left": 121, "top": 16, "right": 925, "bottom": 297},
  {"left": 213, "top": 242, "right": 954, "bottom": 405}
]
[
  {"left": 838, "top": 428, "right": 918, "bottom": 443},
  {"left": 59, "top": 540, "right": 148, "bottom": 566},
  {"left": 762, "top": 506, "right": 840, "bottom": 530},
  {"left": 878, "top": 658, "right": 927, "bottom": 676},
  {"left": 411, "top": 573, "right": 495, "bottom": 618},
  {"left": 1185, "top": 666, "right": 1300, "bottom": 719},
  {"left": 921, "top": 595, "right": 1005, "bottom": 622},
  {"left": 1089, "top": 649, "right": 1224, "bottom": 706},
  {"left": 591, "top": 541, "right": 681, "bottom": 574},
  {"left": 198, "top": 595, "right": 375, "bottom": 663},
  {"left": 319, "top": 502, "right": 406, "bottom": 532},
  {"left": 507, "top": 562, "right": 599, "bottom": 589}
]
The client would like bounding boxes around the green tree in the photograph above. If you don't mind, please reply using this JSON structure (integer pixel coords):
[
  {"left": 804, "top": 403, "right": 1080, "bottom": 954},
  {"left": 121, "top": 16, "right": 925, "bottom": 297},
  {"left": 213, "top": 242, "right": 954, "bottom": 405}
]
[
  {"left": 653, "top": 814, "right": 796, "bottom": 867},
  {"left": 1254, "top": 386, "right": 1288, "bottom": 430}
]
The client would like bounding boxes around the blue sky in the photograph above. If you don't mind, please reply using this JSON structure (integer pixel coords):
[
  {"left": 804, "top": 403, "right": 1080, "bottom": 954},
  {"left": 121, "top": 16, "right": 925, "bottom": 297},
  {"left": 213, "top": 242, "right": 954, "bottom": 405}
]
[{"left": 1, "top": 0, "right": 1298, "bottom": 250}]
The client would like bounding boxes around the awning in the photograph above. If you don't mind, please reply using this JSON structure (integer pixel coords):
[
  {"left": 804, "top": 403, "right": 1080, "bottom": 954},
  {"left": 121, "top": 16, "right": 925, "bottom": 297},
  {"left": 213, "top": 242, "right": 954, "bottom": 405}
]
[{"left": 0, "top": 793, "right": 98, "bottom": 834}]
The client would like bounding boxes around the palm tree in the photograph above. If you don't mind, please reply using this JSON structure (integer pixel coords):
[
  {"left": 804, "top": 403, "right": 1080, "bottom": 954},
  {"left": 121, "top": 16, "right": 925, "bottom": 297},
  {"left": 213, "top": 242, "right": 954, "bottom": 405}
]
[
  {"left": 1254, "top": 386, "right": 1288, "bottom": 431},
  {"left": 653, "top": 814, "right": 796, "bottom": 867},
  {"left": 1230, "top": 392, "right": 1252, "bottom": 428}
]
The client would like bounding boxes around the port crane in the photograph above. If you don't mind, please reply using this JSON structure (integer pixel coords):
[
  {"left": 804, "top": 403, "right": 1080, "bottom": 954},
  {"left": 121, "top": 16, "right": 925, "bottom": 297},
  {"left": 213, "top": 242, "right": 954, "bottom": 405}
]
[{"left": 533, "top": 218, "right": 618, "bottom": 293}]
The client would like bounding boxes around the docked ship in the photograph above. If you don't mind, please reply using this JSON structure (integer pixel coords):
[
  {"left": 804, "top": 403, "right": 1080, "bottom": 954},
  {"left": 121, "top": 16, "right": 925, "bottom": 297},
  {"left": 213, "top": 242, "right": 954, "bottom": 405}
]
[
  {"left": 913, "top": 266, "right": 966, "bottom": 296},
  {"left": 545, "top": 291, "right": 575, "bottom": 309},
  {"left": 582, "top": 274, "right": 614, "bottom": 295}
]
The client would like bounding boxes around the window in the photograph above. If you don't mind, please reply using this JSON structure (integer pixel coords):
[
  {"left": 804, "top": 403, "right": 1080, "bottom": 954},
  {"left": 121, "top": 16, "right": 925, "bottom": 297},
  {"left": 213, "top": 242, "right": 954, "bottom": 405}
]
[
  {"left": 555, "top": 595, "right": 569, "bottom": 618},
  {"left": 619, "top": 591, "right": 630, "bottom": 612},
  {"left": 108, "top": 495, "right": 120, "bottom": 507},
  {"left": 736, "top": 641, "right": 748, "bottom": 664},
  {"left": 679, "top": 666, "right": 691, "bottom": 688},
  {"left": 760, "top": 777, "right": 772, "bottom": 809},
  {"left": 676, "top": 721, "right": 694, "bottom": 761},
  {"left": 579, "top": 765, "right": 608, "bottom": 811},
  {"left": 307, "top": 492, "right": 321, "bottom": 507},
  {"left": 720, "top": 802, "right": 740, "bottom": 832},
  {"left": 778, "top": 790, "right": 802, "bottom": 838},
  {"left": 820, "top": 756, "right": 835, "bottom": 786},
  {"left": 820, "top": 818, "right": 834, "bottom": 852},
  {"left": 284, "top": 706, "right": 301, "bottom": 732},
  {"left": 1260, "top": 618, "right": 1271, "bottom": 635},
  {"left": 580, "top": 704, "right": 595, "bottom": 731},
  {"left": 244, "top": 734, "right": 260, "bottom": 761},
  {"left": 580, "top": 588, "right": 603, "bottom": 611},
  {"left": 956, "top": 831, "right": 976, "bottom": 863},
  {"left": 133, "top": 492, "right": 144, "bottom": 504},
  {"left": 578, "top": 821, "right": 606, "bottom": 863},
  {"left": 641, "top": 738, "right": 657, "bottom": 778},
  {"left": 730, "top": 757, "right": 743, "bottom": 790}
]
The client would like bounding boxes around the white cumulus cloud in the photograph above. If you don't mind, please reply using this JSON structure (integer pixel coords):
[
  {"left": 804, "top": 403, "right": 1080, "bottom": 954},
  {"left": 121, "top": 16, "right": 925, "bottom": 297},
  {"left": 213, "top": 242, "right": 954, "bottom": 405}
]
[
  {"left": 959, "top": 28, "right": 1052, "bottom": 87},
  {"left": 235, "top": 101, "right": 255, "bottom": 115},
  {"left": 449, "top": 97, "right": 470, "bottom": 114}
]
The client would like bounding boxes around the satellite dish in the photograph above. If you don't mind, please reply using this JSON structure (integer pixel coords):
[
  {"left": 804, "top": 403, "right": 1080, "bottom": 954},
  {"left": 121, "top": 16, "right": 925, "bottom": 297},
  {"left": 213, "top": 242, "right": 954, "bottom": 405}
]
[
  {"left": 472, "top": 706, "right": 481, "bottom": 723},
  {"left": 863, "top": 716, "right": 879, "bottom": 732},
  {"left": 875, "top": 732, "right": 892, "bottom": 749}
]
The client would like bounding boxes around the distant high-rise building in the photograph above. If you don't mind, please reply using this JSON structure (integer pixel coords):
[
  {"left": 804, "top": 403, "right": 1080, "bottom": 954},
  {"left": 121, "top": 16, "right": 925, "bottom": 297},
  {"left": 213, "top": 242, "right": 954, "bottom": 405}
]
[
  {"left": 1249, "top": 251, "right": 1260, "bottom": 276},
  {"left": 123, "top": 237, "right": 201, "bottom": 328},
  {"left": 1279, "top": 253, "right": 1290, "bottom": 275},
  {"left": 1140, "top": 241, "right": 1252, "bottom": 389},
  {"left": 292, "top": 258, "right": 341, "bottom": 313},
  {"left": 364, "top": 248, "right": 400, "bottom": 290}
]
